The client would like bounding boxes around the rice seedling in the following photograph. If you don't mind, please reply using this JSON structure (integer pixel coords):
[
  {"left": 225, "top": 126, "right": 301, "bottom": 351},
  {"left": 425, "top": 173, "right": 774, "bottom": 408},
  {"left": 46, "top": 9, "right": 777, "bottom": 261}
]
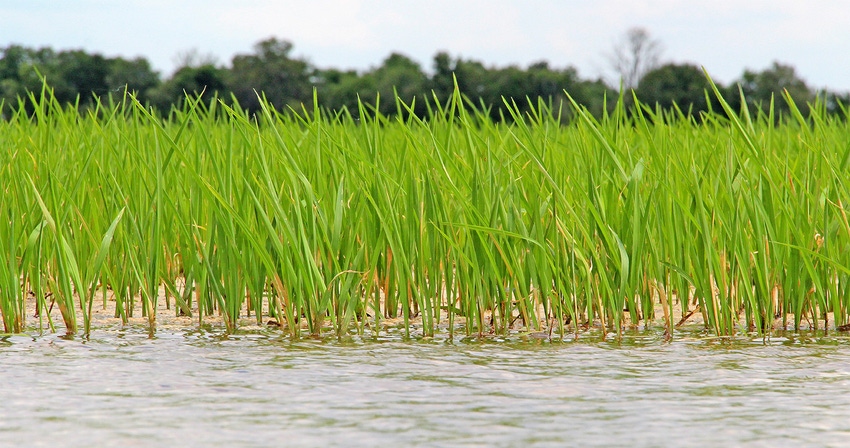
[{"left": 1, "top": 78, "right": 848, "bottom": 340}]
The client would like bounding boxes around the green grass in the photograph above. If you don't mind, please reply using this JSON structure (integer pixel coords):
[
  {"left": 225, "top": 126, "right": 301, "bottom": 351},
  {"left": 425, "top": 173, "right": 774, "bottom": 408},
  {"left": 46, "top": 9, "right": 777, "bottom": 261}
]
[{"left": 1, "top": 81, "right": 848, "bottom": 339}]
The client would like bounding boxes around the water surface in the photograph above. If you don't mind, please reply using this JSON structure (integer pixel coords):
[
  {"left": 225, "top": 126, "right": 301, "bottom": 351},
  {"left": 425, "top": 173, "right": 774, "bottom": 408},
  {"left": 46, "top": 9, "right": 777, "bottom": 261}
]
[{"left": 3, "top": 328, "right": 850, "bottom": 447}]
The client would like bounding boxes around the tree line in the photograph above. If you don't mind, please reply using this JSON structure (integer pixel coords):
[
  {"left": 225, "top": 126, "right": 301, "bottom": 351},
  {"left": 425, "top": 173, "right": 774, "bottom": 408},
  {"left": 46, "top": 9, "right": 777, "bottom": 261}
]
[{"left": 1, "top": 34, "right": 847, "bottom": 121}]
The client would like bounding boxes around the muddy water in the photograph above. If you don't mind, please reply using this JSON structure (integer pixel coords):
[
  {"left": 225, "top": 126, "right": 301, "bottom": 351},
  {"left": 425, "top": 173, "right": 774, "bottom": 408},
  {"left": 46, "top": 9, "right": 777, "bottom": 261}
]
[{"left": 2, "top": 328, "right": 850, "bottom": 447}]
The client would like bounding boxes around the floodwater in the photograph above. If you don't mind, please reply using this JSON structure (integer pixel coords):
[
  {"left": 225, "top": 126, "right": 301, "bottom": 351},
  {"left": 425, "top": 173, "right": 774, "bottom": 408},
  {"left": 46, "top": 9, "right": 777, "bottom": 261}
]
[{"left": 3, "top": 327, "right": 850, "bottom": 447}]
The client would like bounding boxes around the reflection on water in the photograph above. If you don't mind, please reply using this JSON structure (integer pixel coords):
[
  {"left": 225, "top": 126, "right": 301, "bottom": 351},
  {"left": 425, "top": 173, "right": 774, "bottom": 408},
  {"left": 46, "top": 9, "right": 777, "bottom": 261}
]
[{"left": 3, "top": 328, "right": 850, "bottom": 447}]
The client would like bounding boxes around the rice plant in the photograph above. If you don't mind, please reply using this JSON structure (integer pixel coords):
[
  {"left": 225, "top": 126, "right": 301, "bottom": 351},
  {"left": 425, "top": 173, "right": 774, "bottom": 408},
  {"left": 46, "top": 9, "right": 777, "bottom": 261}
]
[{"left": 0, "top": 79, "right": 848, "bottom": 339}]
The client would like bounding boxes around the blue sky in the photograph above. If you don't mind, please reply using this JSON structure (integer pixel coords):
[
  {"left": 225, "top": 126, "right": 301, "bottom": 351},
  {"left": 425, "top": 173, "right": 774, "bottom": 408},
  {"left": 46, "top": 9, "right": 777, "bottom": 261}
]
[{"left": 2, "top": 0, "right": 848, "bottom": 92}]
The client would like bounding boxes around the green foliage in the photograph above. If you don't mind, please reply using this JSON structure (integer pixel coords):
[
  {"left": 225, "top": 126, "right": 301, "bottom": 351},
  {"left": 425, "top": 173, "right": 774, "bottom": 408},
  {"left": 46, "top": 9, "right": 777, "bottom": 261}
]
[
  {"left": 2, "top": 40, "right": 841, "bottom": 125},
  {"left": 0, "top": 41, "right": 617, "bottom": 121},
  {"left": 106, "top": 57, "right": 160, "bottom": 102},
  {"left": 315, "top": 52, "right": 431, "bottom": 118},
  {"left": 228, "top": 38, "right": 313, "bottom": 112},
  {"left": 635, "top": 63, "right": 714, "bottom": 117},
  {"left": 0, "top": 45, "right": 162, "bottom": 114},
  {"left": 147, "top": 64, "right": 225, "bottom": 111},
  {"left": 728, "top": 61, "right": 816, "bottom": 118}
]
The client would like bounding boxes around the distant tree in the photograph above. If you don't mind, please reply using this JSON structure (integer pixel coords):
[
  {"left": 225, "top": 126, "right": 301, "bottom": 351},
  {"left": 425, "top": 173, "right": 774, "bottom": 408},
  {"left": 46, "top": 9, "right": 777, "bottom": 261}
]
[
  {"left": 431, "top": 51, "right": 455, "bottom": 103},
  {"left": 0, "top": 45, "right": 31, "bottom": 109},
  {"left": 56, "top": 50, "right": 111, "bottom": 105},
  {"left": 148, "top": 64, "right": 226, "bottom": 111},
  {"left": 821, "top": 91, "right": 850, "bottom": 117},
  {"left": 0, "top": 45, "right": 28, "bottom": 80},
  {"left": 326, "top": 53, "right": 429, "bottom": 118},
  {"left": 314, "top": 68, "right": 372, "bottom": 116},
  {"left": 729, "top": 61, "right": 814, "bottom": 118},
  {"left": 635, "top": 63, "right": 712, "bottom": 117},
  {"left": 0, "top": 45, "right": 162, "bottom": 112},
  {"left": 527, "top": 62, "right": 584, "bottom": 110},
  {"left": 106, "top": 57, "right": 160, "bottom": 102},
  {"left": 450, "top": 57, "right": 490, "bottom": 102},
  {"left": 527, "top": 61, "right": 562, "bottom": 96},
  {"left": 607, "top": 27, "right": 663, "bottom": 90},
  {"left": 566, "top": 78, "right": 616, "bottom": 119},
  {"left": 502, "top": 62, "right": 572, "bottom": 119},
  {"left": 172, "top": 48, "right": 219, "bottom": 70},
  {"left": 430, "top": 51, "right": 614, "bottom": 122},
  {"left": 439, "top": 56, "right": 515, "bottom": 119},
  {"left": 227, "top": 38, "right": 313, "bottom": 112},
  {"left": 0, "top": 38, "right": 676, "bottom": 122},
  {"left": 0, "top": 45, "right": 71, "bottom": 110}
]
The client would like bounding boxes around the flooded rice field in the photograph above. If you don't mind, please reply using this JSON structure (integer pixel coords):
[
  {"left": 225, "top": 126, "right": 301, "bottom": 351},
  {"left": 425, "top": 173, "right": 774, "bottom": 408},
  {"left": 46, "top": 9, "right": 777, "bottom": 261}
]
[{"left": 3, "top": 327, "right": 850, "bottom": 447}]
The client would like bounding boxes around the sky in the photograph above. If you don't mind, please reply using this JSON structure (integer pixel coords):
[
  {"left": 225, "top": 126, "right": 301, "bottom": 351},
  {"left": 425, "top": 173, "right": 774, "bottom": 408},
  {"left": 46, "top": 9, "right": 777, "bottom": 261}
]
[{"left": 2, "top": 0, "right": 849, "bottom": 92}]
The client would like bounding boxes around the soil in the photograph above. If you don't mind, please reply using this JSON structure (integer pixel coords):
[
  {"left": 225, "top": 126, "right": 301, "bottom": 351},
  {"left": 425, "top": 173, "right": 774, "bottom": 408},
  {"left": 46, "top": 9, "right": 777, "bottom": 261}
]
[{"left": 15, "top": 285, "right": 835, "bottom": 337}]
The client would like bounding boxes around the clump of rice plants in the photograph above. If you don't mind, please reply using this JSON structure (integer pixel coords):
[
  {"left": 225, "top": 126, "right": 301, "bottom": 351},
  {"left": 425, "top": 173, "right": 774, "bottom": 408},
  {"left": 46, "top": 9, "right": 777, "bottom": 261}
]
[{"left": 1, "top": 80, "right": 848, "bottom": 340}]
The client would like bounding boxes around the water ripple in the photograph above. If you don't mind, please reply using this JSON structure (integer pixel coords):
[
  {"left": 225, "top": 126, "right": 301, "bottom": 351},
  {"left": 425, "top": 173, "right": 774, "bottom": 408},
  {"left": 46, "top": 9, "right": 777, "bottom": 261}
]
[{"left": 2, "top": 329, "right": 850, "bottom": 447}]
